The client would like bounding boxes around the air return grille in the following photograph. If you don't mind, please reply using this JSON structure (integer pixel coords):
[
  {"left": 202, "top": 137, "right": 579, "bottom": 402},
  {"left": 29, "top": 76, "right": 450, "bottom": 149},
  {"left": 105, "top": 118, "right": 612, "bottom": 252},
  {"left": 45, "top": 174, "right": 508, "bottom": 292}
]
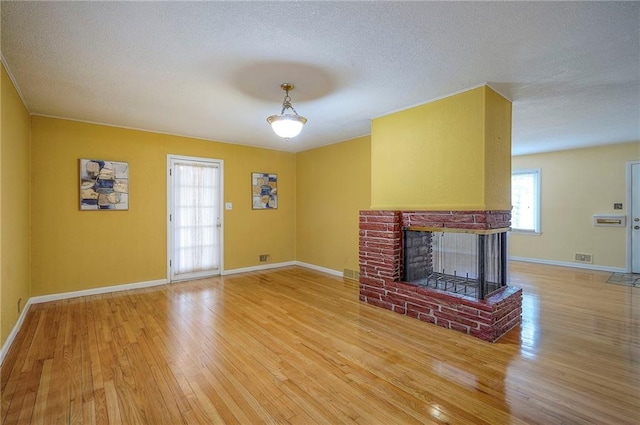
[
  {"left": 343, "top": 269, "right": 360, "bottom": 281},
  {"left": 574, "top": 252, "right": 593, "bottom": 263}
]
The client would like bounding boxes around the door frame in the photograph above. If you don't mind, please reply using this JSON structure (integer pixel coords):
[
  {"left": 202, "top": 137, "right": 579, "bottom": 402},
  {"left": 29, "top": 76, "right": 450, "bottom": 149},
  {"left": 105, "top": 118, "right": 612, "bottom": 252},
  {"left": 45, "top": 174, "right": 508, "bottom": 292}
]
[
  {"left": 626, "top": 160, "right": 640, "bottom": 272},
  {"left": 166, "top": 154, "right": 225, "bottom": 282}
]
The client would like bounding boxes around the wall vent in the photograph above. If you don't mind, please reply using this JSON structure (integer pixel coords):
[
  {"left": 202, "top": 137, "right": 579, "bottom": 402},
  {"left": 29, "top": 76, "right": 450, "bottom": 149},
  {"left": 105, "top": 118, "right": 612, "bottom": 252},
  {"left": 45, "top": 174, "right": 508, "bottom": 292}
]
[
  {"left": 574, "top": 252, "right": 593, "bottom": 264},
  {"left": 343, "top": 269, "right": 360, "bottom": 281}
]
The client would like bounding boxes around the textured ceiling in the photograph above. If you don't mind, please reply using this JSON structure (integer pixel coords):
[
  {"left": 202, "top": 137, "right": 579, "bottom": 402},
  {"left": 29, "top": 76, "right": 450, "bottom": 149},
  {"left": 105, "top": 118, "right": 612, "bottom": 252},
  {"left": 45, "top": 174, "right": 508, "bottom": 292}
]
[{"left": 1, "top": 1, "right": 639, "bottom": 155}]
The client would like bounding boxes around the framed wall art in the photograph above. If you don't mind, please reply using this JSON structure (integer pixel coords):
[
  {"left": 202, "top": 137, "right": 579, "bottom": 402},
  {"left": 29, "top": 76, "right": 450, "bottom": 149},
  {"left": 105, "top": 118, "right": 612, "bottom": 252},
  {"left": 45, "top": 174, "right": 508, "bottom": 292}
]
[
  {"left": 252, "top": 172, "right": 277, "bottom": 209},
  {"left": 80, "top": 159, "right": 129, "bottom": 210}
]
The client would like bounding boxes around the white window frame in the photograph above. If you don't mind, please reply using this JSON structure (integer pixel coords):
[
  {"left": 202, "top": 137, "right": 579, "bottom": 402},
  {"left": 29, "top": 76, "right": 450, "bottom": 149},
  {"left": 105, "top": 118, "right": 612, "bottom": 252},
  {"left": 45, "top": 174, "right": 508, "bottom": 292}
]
[{"left": 511, "top": 168, "right": 541, "bottom": 234}]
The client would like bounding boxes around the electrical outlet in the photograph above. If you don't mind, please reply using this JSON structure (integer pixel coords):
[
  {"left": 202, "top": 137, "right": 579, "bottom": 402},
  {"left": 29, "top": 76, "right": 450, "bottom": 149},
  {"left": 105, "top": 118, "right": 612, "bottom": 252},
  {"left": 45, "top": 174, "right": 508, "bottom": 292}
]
[
  {"left": 259, "top": 254, "right": 269, "bottom": 262},
  {"left": 614, "top": 203, "right": 623, "bottom": 210}
]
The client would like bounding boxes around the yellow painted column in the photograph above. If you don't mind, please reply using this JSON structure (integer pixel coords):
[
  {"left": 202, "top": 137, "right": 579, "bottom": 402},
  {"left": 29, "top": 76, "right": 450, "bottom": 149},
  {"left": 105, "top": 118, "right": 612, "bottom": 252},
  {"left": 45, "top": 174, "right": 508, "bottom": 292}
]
[{"left": 371, "top": 85, "right": 511, "bottom": 211}]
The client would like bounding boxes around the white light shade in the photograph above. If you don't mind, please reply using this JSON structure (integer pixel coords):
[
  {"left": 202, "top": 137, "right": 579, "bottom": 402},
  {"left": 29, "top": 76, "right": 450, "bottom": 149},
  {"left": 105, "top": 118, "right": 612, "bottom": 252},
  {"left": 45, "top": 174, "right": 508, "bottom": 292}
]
[{"left": 267, "top": 114, "right": 307, "bottom": 138}]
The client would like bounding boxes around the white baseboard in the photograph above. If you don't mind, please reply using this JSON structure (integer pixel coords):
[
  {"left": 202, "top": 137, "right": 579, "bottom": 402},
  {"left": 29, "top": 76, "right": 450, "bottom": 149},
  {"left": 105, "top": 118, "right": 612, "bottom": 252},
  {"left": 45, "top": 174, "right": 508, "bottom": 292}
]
[
  {"left": 294, "top": 261, "right": 343, "bottom": 278},
  {"left": 29, "top": 278, "right": 168, "bottom": 305},
  {"left": 222, "top": 261, "right": 342, "bottom": 278},
  {"left": 0, "top": 298, "right": 33, "bottom": 366},
  {"left": 222, "top": 261, "right": 297, "bottom": 276},
  {"left": 509, "top": 256, "right": 626, "bottom": 273}
]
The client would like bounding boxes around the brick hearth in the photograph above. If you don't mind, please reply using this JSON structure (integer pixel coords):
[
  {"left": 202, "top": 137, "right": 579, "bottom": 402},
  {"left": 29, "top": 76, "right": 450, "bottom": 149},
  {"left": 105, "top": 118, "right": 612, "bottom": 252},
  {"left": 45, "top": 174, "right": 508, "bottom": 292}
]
[{"left": 359, "top": 210, "right": 522, "bottom": 342}]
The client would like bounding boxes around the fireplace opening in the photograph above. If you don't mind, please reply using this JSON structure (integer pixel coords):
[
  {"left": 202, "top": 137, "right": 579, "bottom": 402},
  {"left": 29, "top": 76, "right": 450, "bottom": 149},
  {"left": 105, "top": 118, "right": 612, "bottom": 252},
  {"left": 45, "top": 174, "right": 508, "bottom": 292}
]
[{"left": 403, "top": 227, "right": 508, "bottom": 299}]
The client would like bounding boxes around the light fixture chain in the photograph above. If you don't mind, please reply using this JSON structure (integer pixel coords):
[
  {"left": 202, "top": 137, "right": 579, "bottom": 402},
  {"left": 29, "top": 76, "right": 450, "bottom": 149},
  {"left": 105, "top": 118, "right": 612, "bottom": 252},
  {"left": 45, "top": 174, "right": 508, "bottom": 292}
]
[
  {"left": 267, "top": 82, "right": 307, "bottom": 139},
  {"left": 280, "top": 88, "right": 298, "bottom": 116}
]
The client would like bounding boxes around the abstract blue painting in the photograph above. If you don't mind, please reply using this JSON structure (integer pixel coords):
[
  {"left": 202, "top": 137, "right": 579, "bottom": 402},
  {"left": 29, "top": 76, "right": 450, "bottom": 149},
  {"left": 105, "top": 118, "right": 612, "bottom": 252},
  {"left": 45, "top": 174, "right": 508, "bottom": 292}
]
[
  {"left": 252, "top": 172, "right": 277, "bottom": 209},
  {"left": 80, "top": 159, "right": 129, "bottom": 210}
]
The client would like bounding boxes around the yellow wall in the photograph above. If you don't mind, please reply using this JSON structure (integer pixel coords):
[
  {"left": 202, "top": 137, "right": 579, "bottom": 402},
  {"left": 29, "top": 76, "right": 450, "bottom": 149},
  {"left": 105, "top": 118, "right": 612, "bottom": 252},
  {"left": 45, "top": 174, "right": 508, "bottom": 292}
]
[
  {"left": 296, "top": 136, "right": 371, "bottom": 272},
  {"left": 0, "top": 61, "right": 3, "bottom": 347},
  {"left": 1, "top": 64, "right": 31, "bottom": 344},
  {"left": 484, "top": 87, "right": 512, "bottom": 210},
  {"left": 371, "top": 86, "right": 511, "bottom": 210},
  {"left": 510, "top": 142, "right": 640, "bottom": 269},
  {"left": 31, "top": 116, "right": 296, "bottom": 296}
]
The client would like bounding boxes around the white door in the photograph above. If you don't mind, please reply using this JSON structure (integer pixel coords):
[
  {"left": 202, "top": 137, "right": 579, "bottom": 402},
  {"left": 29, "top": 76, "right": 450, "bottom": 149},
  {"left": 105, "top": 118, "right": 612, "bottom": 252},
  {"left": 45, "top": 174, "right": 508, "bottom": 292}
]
[
  {"left": 632, "top": 162, "right": 640, "bottom": 273},
  {"left": 168, "top": 156, "right": 223, "bottom": 282}
]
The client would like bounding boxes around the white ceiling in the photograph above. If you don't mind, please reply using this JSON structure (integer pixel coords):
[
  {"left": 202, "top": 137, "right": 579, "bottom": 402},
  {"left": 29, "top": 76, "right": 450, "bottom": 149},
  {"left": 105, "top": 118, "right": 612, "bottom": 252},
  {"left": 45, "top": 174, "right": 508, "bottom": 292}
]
[{"left": 1, "top": 1, "right": 639, "bottom": 155}]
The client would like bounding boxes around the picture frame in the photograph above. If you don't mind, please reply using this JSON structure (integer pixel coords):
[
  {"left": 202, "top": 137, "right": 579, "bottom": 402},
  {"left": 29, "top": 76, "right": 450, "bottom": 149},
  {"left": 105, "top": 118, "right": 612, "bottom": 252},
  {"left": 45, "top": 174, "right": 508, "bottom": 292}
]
[
  {"left": 79, "top": 159, "right": 129, "bottom": 210},
  {"left": 252, "top": 172, "right": 277, "bottom": 209}
]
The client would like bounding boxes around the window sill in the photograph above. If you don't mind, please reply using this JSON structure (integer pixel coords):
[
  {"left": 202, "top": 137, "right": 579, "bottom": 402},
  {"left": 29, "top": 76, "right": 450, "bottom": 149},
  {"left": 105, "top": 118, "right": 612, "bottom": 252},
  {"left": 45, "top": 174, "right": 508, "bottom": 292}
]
[{"left": 510, "top": 230, "right": 541, "bottom": 236}]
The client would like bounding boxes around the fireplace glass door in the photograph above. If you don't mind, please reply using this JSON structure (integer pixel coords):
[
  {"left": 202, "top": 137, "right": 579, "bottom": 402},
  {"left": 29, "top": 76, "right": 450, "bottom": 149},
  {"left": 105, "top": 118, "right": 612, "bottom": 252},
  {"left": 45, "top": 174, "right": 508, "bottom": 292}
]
[{"left": 403, "top": 229, "right": 507, "bottom": 299}]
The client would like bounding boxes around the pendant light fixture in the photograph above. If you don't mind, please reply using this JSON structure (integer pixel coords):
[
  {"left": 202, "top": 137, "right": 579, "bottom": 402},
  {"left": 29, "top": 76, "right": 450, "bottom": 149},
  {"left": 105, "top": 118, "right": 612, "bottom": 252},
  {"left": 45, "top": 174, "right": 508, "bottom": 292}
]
[{"left": 267, "top": 83, "right": 307, "bottom": 139}]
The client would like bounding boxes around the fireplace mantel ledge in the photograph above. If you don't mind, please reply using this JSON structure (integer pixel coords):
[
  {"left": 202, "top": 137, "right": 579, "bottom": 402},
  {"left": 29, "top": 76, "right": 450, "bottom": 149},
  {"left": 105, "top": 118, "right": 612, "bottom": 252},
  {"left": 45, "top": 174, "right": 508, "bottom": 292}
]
[{"left": 405, "top": 226, "right": 511, "bottom": 235}]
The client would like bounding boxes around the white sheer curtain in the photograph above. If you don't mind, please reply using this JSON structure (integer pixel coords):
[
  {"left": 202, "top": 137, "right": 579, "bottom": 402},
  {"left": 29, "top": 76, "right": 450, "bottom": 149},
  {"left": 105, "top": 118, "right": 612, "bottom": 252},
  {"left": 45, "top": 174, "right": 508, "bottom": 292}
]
[{"left": 173, "top": 161, "right": 219, "bottom": 276}]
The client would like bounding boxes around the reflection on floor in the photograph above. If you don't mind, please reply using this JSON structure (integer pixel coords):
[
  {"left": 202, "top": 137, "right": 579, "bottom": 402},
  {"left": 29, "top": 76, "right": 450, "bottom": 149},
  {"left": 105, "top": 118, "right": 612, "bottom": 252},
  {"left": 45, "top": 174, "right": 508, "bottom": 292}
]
[{"left": 607, "top": 272, "right": 640, "bottom": 287}]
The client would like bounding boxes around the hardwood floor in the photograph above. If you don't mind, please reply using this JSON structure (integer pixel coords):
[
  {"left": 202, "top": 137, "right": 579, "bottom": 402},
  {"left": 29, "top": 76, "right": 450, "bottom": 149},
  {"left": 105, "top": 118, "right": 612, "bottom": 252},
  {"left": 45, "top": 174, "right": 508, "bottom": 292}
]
[{"left": 1, "top": 262, "right": 639, "bottom": 424}]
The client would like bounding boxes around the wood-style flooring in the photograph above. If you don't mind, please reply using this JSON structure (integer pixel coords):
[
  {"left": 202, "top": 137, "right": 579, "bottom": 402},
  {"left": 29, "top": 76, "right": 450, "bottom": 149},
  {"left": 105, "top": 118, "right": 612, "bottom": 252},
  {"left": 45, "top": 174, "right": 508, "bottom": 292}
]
[{"left": 1, "top": 262, "right": 639, "bottom": 424}]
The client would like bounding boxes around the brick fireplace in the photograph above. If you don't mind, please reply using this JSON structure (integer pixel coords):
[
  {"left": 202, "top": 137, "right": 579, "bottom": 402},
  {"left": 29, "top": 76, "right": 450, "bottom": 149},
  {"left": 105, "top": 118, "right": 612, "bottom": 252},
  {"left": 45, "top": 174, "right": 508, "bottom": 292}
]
[{"left": 359, "top": 210, "right": 522, "bottom": 342}]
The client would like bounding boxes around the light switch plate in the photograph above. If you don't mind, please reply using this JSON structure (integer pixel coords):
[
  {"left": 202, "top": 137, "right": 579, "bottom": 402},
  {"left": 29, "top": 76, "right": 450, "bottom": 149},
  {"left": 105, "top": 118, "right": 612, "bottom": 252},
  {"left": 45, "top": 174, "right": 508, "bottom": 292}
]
[{"left": 225, "top": 202, "right": 232, "bottom": 210}]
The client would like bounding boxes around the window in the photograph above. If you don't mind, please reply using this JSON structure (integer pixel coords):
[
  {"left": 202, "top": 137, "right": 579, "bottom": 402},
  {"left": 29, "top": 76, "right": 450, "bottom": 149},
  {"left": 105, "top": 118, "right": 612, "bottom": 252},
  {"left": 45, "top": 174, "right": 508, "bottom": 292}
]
[{"left": 511, "top": 169, "right": 540, "bottom": 233}]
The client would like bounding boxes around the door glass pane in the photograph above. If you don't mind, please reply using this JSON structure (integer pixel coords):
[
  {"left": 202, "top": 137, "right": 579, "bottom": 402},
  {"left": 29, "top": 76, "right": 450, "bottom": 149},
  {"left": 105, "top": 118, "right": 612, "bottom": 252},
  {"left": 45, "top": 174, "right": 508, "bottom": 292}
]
[{"left": 173, "top": 161, "right": 220, "bottom": 277}]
